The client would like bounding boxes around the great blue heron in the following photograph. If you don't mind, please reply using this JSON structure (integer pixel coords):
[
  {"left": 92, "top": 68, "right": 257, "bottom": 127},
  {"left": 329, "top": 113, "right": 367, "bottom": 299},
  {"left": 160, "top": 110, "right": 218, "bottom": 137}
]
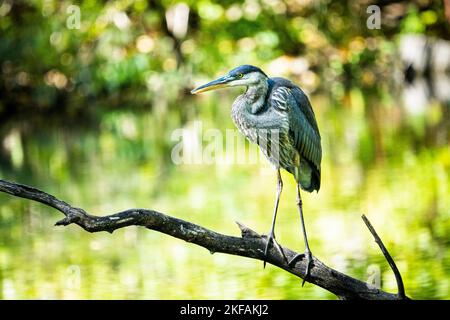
[{"left": 191, "top": 65, "right": 321, "bottom": 284}]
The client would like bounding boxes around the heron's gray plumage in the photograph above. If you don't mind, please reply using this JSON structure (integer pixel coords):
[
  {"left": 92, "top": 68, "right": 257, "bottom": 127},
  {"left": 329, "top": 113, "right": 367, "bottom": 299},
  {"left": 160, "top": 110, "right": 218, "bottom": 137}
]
[
  {"left": 191, "top": 65, "right": 320, "bottom": 274},
  {"left": 231, "top": 75, "right": 321, "bottom": 192}
]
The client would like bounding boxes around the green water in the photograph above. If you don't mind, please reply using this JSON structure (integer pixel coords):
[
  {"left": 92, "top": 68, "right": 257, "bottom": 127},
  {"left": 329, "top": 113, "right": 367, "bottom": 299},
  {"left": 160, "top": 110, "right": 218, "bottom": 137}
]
[{"left": 0, "top": 83, "right": 449, "bottom": 299}]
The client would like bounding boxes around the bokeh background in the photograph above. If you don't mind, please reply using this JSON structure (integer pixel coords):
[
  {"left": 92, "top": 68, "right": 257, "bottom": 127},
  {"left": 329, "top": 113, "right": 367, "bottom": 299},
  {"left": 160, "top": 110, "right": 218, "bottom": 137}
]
[{"left": 0, "top": 0, "right": 449, "bottom": 299}]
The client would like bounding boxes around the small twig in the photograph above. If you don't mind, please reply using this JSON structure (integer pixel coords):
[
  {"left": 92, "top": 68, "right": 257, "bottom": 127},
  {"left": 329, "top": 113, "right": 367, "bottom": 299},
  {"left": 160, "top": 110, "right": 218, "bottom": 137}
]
[{"left": 362, "top": 214, "right": 407, "bottom": 299}]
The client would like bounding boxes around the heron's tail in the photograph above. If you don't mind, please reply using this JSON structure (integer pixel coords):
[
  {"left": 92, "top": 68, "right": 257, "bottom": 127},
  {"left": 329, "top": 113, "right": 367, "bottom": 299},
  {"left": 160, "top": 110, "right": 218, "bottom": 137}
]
[
  {"left": 294, "top": 159, "right": 321, "bottom": 193},
  {"left": 309, "top": 163, "right": 321, "bottom": 192}
]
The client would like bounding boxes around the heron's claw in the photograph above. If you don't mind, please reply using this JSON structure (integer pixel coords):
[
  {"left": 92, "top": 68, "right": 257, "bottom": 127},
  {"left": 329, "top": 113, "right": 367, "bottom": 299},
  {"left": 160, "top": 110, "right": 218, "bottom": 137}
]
[
  {"left": 288, "top": 250, "right": 313, "bottom": 286},
  {"left": 263, "top": 232, "right": 285, "bottom": 268}
]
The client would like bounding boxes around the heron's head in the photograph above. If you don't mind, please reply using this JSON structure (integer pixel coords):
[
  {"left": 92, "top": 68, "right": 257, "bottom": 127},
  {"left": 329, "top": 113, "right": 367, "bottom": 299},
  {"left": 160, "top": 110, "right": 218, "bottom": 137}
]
[{"left": 191, "top": 65, "right": 268, "bottom": 94}]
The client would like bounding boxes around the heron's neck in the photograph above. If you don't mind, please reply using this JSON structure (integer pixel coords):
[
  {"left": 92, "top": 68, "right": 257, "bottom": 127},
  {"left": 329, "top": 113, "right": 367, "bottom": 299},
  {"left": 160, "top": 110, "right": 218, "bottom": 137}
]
[{"left": 244, "top": 80, "right": 268, "bottom": 114}]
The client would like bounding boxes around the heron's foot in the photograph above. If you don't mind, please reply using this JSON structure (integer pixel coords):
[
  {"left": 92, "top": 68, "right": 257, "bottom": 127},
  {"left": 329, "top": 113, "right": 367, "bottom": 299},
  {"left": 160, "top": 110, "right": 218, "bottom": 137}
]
[
  {"left": 262, "top": 232, "right": 285, "bottom": 269},
  {"left": 288, "top": 250, "right": 313, "bottom": 286}
]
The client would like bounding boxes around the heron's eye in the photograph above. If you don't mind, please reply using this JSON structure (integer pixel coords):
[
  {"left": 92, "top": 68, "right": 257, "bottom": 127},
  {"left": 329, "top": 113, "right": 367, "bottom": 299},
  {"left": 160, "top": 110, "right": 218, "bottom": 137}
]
[{"left": 238, "top": 73, "right": 244, "bottom": 78}]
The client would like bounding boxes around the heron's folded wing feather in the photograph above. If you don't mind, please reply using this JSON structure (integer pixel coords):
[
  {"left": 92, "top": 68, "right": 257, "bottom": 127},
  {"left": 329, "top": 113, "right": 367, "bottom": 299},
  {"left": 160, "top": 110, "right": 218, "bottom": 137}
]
[{"left": 271, "top": 87, "right": 322, "bottom": 171}]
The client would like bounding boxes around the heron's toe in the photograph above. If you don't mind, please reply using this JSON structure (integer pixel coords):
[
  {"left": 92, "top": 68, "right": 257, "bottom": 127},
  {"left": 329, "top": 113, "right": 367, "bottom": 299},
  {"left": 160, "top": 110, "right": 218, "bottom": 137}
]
[
  {"left": 288, "top": 251, "right": 313, "bottom": 286},
  {"left": 263, "top": 233, "right": 286, "bottom": 268}
]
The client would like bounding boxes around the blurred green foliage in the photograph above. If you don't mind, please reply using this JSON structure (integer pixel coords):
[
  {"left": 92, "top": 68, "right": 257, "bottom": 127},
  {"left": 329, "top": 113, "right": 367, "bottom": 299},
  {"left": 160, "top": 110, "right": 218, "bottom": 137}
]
[
  {"left": 0, "top": 0, "right": 448, "bottom": 117},
  {"left": 0, "top": 0, "right": 449, "bottom": 299}
]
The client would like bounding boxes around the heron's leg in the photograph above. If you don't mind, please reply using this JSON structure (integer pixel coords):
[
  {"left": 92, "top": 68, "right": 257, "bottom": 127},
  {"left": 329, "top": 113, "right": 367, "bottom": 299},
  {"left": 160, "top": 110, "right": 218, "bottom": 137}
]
[
  {"left": 288, "top": 184, "right": 313, "bottom": 286},
  {"left": 263, "top": 169, "right": 285, "bottom": 268}
]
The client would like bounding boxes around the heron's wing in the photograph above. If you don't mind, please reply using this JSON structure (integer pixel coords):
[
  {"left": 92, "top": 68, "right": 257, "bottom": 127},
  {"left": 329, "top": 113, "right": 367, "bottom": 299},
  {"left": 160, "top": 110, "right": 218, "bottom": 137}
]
[
  {"left": 290, "top": 86, "right": 320, "bottom": 135},
  {"left": 271, "top": 86, "right": 322, "bottom": 172}
]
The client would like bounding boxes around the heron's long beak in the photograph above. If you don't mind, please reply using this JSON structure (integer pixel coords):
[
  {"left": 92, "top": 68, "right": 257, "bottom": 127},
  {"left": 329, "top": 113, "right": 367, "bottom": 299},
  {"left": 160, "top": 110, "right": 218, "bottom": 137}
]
[{"left": 191, "top": 75, "right": 234, "bottom": 94}]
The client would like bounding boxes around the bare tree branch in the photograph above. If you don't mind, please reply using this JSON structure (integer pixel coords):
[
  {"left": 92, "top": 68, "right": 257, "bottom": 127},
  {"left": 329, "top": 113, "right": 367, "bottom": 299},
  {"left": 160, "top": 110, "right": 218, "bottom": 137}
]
[
  {"left": 362, "top": 214, "right": 407, "bottom": 299},
  {"left": 0, "top": 179, "right": 408, "bottom": 300}
]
